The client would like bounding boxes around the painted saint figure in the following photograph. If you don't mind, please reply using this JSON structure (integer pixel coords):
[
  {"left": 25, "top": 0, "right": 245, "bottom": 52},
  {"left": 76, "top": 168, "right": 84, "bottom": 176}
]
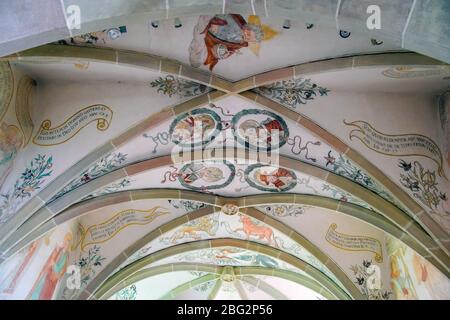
[
  {"left": 189, "top": 15, "right": 278, "bottom": 70},
  {"left": 27, "top": 233, "right": 72, "bottom": 300}
]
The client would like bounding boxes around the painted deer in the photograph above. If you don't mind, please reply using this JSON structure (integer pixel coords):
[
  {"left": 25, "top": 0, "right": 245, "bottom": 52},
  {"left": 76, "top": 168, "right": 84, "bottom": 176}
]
[{"left": 234, "top": 215, "right": 276, "bottom": 246}]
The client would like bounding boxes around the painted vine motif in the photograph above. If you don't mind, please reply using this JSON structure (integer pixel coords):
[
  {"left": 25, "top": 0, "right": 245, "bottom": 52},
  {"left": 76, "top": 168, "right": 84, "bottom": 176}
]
[
  {"left": 398, "top": 159, "right": 448, "bottom": 214},
  {"left": 61, "top": 245, "right": 106, "bottom": 300},
  {"left": 259, "top": 204, "right": 309, "bottom": 217},
  {"left": 52, "top": 152, "right": 127, "bottom": 201},
  {"left": 321, "top": 183, "right": 372, "bottom": 210},
  {"left": 150, "top": 75, "right": 211, "bottom": 98},
  {"left": 168, "top": 200, "right": 206, "bottom": 212},
  {"left": 350, "top": 260, "right": 391, "bottom": 300},
  {"left": 83, "top": 178, "right": 132, "bottom": 200},
  {"left": 76, "top": 245, "right": 106, "bottom": 286},
  {"left": 0, "top": 154, "right": 53, "bottom": 224},
  {"left": 115, "top": 284, "right": 137, "bottom": 300},
  {"left": 255, "top": 78, "right": 330, "bottom": 108},
  {"left": 325, "top": 150, "right": 395, "bottom": 203}
]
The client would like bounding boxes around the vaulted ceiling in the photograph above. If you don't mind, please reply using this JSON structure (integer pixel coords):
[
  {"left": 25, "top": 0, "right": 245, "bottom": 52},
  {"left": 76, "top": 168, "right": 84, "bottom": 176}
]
[{"left": 0, "top": 1, "right": 449, "bottom": 300}]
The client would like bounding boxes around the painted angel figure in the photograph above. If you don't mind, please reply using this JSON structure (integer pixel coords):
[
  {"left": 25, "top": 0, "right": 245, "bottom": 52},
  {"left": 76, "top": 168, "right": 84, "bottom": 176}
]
[{"left": 189, "top": 14, "right": 278, "bottom": 71}]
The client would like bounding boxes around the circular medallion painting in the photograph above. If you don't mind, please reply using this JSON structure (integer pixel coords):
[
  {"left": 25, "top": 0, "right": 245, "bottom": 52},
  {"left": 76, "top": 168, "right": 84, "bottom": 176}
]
[
  {"left": 244, "top": 164, "right": 297, "bottom": 192},
  {"left": 232, "top": 109, "right": 289, "bottom": 150},
  {"left": 170, "top": 108, "right": 222, "bottom": 147},
  {"left": 178, "top": 160, "right": 235, "bottom": 191}
]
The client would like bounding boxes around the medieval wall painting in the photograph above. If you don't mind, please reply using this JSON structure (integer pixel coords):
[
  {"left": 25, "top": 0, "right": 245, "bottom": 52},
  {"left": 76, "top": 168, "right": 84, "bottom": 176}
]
[
  {"left": 386, "top": 236, "right": 450, "bottom": 300},
  {"left": 189, "top": 15, "right": 279, "bottom": 71},
  {"left": 150, "top": 76, "right": 211, "bottom": 100},
  {"left": 232, "top": 109, "right": 289, "bottom": 151},
  {"left": 0, "top": 222, "right": 81, "bottom": 300},
  {"left": 0, "top": 154, "right": 53, "bottom": 225},
  {"left": 344, "top": 120, "right": 446, "bottom": 178},
  {"left": 80, "top": 205, "right": 169, "bottom": 251},
  {"left": 344, "top": 119, "right": 450, "bottom": 231},
  {"left": 254, "top": 78, "right": 330, "bottom": 109},
  {"left": 33, "top": 105, "right": 113, "bottom": 146},
  {"left": 325, "top": 223, "right": 383, "bottom": 263},
  {"left": 122, "top": 211, "right": 340, "bottom": 288},
  {"left": 0, "top": 240, "right": 40, "bottom": 297}
]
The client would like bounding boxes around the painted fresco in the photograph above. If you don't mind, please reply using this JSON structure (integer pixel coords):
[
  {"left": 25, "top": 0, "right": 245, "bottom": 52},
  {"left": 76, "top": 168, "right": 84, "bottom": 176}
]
[
  {"left": 387, "top": 236, "right": 450, "bottom": 300},
  {"left": 170, "top": 108, "right": 222, "bottom": 148},
  {"left": 122, "top": 212, "right": 341, "bottom": 288},
  {"left": 255, "top": 78, "right": 330, "bottom": 109},
  {"left": 232, "top": 109, "right": 289, "bottom": 150},
  {"left": 0, "top": 154, "right": 53, "bottom": 224},
  {"left": 163, "top": 161, "right": 235, "bottom": 192},
  {"left": 189, "top": 15, "right": 279, "bottom": 71},
  {"left": 349, "top": 259, "right": 391, "bottom": 300},
  {"left": 1, "top": 9, "right": 449, "bottom": 302},
  {"left": 0, "top": 222, "right": 82, "bottom": 300},
  {"left": 244, "top": 164, "right": 297, "bottom": 192},
  {"left": 150, "top": 76, "right": 211, "bottom": 99}
]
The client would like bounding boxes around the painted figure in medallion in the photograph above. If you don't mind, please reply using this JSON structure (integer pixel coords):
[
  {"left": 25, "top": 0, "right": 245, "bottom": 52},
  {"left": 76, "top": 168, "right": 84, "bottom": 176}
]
[
  {"left": 245, "top": 164, "right": 297, "bottom": 192},
  {"left": 27, "top": 232, "right": 72, "bottom": 300},
  {"left": 232, "top": 109, "right": 289, "bottom": 150},
  {"left": 170, "top": 109, "right": 221, "bottom": 147},
  {"left": 190, "top": 15, "right": 278, "bottom": 70},
  {"left": 180, "top": 163, "right": 224, "bottom": 185}
]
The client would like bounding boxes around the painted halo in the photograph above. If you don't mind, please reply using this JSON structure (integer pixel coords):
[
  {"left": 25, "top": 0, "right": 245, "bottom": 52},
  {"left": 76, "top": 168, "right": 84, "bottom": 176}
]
[
  {"left": 169, "top": 108, "right": 222, "bottom": 147},
  {"left": 178, "top": 160, "right": 235, "bottom": 191},
  {"left": 244, "top": 163, "right": 297, "bottom": 192},
  {"left": 232, "top": 109, "right": 289, "bottom": 150}
]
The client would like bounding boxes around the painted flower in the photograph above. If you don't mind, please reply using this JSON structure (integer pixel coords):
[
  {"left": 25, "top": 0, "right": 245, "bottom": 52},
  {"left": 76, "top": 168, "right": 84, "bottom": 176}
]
[
  {"left": 356, "top": 276, "right": 365, "bottom": 286},
  {"left": 362, "top": 260, "right": 372, "bottom": 268},
  {"left": 21, "top": 169, "right": 35, "bottom": 180},
  {"left": 398, "top": 159, "right": 412, "bottom": 171}
]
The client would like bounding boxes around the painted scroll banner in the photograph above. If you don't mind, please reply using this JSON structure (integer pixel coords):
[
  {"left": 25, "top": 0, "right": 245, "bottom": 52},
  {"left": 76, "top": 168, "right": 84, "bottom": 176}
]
[
  {"left": 81, "top": 206, "right": 169, "bottom": 250},
  {"left": 344, "top": 120, "right": 445, "bottom": 178},
  {"left": 33, "top": 104, "right": 113, "bottom": 146},
  {"left": 325, "top": 223, "right": 383, "bottom": 262}
]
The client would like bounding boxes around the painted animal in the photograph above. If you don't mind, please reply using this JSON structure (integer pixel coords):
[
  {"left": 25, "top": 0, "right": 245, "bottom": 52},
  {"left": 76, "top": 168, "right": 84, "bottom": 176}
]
[
  {"left": 234, "top": 215, "right": 276, "bottom": 246},
  {"left": 170, "top": 216, "right": 217, "bottom": 243}
]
